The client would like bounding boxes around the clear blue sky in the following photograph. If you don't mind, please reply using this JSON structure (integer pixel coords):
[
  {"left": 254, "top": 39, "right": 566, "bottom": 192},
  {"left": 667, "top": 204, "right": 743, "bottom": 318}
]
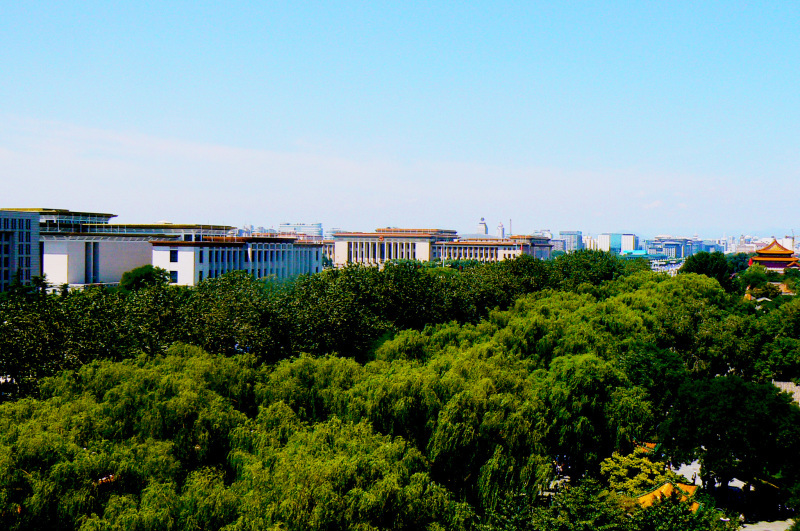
[{"left": 1, "top": 2, "right": 798, "bottom": 238}]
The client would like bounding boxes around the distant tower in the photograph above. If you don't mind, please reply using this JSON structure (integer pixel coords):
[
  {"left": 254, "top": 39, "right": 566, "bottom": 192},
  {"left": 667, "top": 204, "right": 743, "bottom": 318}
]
[
  {"left": 477, "top": 217, "right": 488, "bottom": 235},
  {"left": 497, "top": 222, "right": 505, "bottom": 238}
]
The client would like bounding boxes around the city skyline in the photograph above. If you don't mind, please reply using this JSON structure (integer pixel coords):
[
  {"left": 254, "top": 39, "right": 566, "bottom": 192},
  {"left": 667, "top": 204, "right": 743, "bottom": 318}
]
[{"left": 2, "top": 3, "right": 798, "bottom": 237}]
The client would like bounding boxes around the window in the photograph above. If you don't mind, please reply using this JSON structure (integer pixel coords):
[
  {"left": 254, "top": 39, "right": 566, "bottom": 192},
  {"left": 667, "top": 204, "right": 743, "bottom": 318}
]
[
  {"left": 169, "top": 271, "right": 179, "bottom": 283},
  {"left": 198, "top": 271, "right": 204, "bottom": 281},
  {"left": 170, "top": 250, "right": 179, "bottom": 263},
  {"left": 199, "top": 250, "right": 204, "bottom": 264}
]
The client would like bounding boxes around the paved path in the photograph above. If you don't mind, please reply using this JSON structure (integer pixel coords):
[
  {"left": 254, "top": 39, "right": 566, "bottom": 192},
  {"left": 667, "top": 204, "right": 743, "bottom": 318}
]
[
  {"left": 675, "top": 462, "right": 795, "bottom": 530},
  {"left": 741, "top": 520, "right": 794, "bottom": 530}
]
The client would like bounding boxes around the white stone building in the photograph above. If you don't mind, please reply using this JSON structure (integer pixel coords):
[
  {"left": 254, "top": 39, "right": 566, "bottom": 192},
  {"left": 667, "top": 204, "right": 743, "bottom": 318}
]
[
  {"left": 332, "top": 228, "right": 552, "bottom": 267},
  {"left": 152, "top": 236, "right": 324, "bottom": 286}
]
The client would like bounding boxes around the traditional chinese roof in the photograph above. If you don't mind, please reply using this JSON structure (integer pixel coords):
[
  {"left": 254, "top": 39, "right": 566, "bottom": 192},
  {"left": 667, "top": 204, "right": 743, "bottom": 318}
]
[
  {"left": 756, "top": 240, "right": 794, "bottom": 256},
  {"left": 636, "top": 482, "right": 700, "bottom": 513},
  {"left": 749, "top": 240, "right": 799, "bottom": 270}
]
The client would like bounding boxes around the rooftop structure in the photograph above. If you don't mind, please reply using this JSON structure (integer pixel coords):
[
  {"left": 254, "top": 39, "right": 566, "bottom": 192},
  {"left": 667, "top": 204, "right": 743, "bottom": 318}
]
[
  {"left": 636, "top": 483, "right": 700, "bottom": 513},
  {"left": 749, "top": 239, "right": 800, "bottom": 272}
]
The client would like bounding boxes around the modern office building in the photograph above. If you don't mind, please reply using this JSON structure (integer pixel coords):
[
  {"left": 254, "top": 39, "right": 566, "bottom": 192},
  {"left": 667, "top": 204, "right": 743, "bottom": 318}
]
[
  {"left": 598, "top": 233, "right": 638, "bottom": 254},
  {"left": 643, "top": 236, "right": 706, "bottom": 259},
  {"left": 559, "top": 231, "right": 583, "bottom": 252},
  {"left": 278, "top": 222, "right": 323, "bottom": 240},
  {"left": 0, "top": 210, "right": 41, "bottom": 292},
  {"left": 621, "top": 234, "right": 639, "bottom": 252},
  {"left": 152, "top": 236, "right": 324, "bottom": 286},
  {"left": 7, "top": 208, "right": 232, "bottom": 288},
  {"left": 550, "top": 239, "right": 566, "bottom": 253}
]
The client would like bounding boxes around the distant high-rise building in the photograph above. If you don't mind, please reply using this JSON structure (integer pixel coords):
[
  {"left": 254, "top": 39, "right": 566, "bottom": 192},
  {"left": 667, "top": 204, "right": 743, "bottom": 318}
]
[
  {"left": 644, "top": 236, "right": 694, "bottom": 258},
  {"left": 497, "top": 222, "right": 505, "bottom": 238},
  {"left": 477, "top": 217, "right": 488, "bottom": 235},
  {"left": 559, "top": 231, "right": 584, "bottom": 252},
  {"left": 598, "top": 233, "right": 637, "bottom": 254},
  {"left": 279, "top": 222, "right": 323, "bottom": 240},
  {"left": 621, "top": 234, "right": 639, "bottom": 252},
  {"left": 325, "top": 227, "right": 344, "bottom": 240},
  {"left": 597, "top": 234, "right": 613, "bottom": 252}
]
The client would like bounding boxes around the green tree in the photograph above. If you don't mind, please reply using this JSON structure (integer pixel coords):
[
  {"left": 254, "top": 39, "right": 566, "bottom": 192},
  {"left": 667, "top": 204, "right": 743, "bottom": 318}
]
[
  {"left": 727, "top": 253, "right": 752, "bottom": 275},
  {"left": 737, "top": 264, "right": 769, "bottom": 295},
  {"left": 536, "top": 354, "right": 651, "bottom": 477},
  {"left": 661, "top": 376, "right": 800, "bottom": 503},
  {"left": 600, "top": 448, "right": 684, "bottom": 497},
  {"left": 119, "top": 265, "right": 170, "bottom": 292},
  {"left": 679, "top": 252, "right": 735, "bottom": 293}
]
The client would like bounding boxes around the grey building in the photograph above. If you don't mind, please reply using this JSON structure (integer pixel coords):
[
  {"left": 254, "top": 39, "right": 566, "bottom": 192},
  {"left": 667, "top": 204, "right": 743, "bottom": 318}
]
[
  {"left": 278, "top": 223, "right": 323, "bottom": 240},
  {"left": 559, "top": 231, "right": 584, "bottom": 252},
  {"left": 0, "top": 210, "right": 41, "bottom": 291}
]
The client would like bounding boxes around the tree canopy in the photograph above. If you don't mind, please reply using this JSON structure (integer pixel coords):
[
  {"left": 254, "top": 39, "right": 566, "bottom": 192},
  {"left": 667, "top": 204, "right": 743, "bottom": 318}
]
[{"left": 0, "top": 252, "right": 798, "bottom": 529}]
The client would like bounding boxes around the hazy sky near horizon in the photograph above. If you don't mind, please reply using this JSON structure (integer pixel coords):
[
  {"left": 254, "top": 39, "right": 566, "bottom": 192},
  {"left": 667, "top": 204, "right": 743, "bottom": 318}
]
[{"left": 1, "top": 2, "right": 798, "bottom": 238}]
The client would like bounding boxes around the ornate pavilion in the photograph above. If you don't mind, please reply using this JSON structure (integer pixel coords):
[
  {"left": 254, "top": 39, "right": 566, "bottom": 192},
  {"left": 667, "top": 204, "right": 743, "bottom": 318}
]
[{"left": 748, "top": 240, "right": 800, "bottom": 272}]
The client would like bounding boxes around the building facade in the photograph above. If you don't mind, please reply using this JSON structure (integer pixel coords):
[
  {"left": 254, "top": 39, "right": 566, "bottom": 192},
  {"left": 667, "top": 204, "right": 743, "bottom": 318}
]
[
  {"left": 0, "top": 210, "right": 41, "bottom": 291},
  {"left": 621, "top": 234, "right": 639, "bottom": 252},
  {"left": 643, "top": 236, "right": 706, "bottom": 259},
  {"left": 433, "top": 235, "right": 552, "bottom": 261},
  {"left": 559, "top": 231, "right": 583, "bottom": 252},
  {"left": 332, "top": 228, "right": 552, "bottom": 267},
  {"left": 152, "top": 236, "right": 324, "bottom": 286},
  {"left": 748, "top": 240, "right": 800, "bottom": 272},
  {"left": 597, "top": 233, "right": 638, "bottom": 254},
  {"left": 278, "top": 223, "right": 323, "bottom": 240},
  {"left": 8, "top": 209, "right": 233, "bottom": 288}
]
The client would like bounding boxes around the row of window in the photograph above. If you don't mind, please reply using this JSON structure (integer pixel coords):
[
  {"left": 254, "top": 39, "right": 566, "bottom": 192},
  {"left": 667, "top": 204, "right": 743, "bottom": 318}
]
[
  {"left": 347, "top": 241, "right": 418, "bottom": 262},
  {"left": 435, "top": 246, "right": 502, "bottom": 260},
  {"left": 1, "top": 218, "right": 32, "bottom": 230},
  {"left": 0, "top": 269, "right": 31, "bottom": 281},
  {"left": 0, "top": 257, "right": 31, "bottom": 268},
  {"left": 170, "top": 248, "right": 321, "bottom": 265},
  {"left": 0, "top": 242, "right": 31, "bottom": 256},
  {"left": 0, "top": 231, "right": 32, "bottom": 243}
]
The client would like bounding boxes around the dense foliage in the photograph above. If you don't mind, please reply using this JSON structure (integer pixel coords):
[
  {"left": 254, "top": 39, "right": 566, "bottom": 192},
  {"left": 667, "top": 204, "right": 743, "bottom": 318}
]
[{"left": 0, "top": 251, "right": 798, "bottom": 529}]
